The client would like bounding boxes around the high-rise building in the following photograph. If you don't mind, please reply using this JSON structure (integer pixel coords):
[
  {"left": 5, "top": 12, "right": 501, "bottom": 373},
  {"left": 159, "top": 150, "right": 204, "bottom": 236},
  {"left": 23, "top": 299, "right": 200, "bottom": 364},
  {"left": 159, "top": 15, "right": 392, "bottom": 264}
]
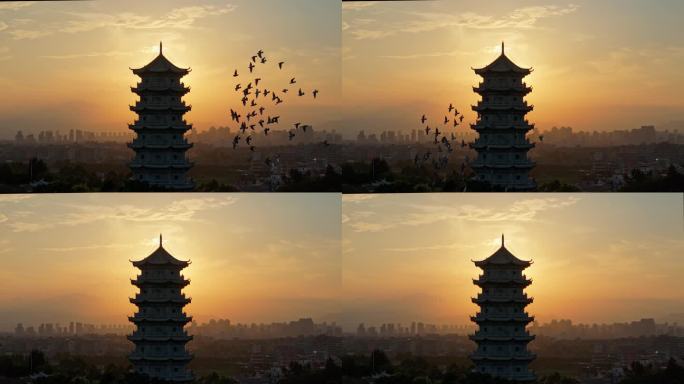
[
  {"left": 470, "top": 235, "right": 535, "bottom": 381},
  {"left": 128, "top": 235, "right": 193, "bottom": 382},
  {"left": 128, "top": 42, "right": 194, "bottom": 189},
  {"left": 471, "top": 43, "right": 536, "bottom": 190}
]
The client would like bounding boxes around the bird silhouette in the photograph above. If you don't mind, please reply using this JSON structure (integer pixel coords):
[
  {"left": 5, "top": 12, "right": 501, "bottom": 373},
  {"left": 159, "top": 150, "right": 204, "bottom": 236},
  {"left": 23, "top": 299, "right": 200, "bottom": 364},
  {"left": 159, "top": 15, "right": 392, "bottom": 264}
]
[
  {"left": 233, "top": 69, "right": 238, "bottom": 77},
  {"left": 313, "top": 90, "right": 319, "bottom": 99},
  {"left": 298, "top": 89, "right": 305, "bottom": 97},
  {"left": 290, "top": 78, "right": 296, "bottom": 84},
  {"left": 288, "top": 131, "right": 296, "bottom": 140},
  {"left": 248, "top": 62, "right": 255, "bottom": 73},
  {"left": 278, "top": 61, "right": 285, "bottom": 69},
  {"left": 421, "top": 114, "right": 427, "bottom": 124},
  {"left": 255, "top": 78, "right": 261, "bottom": 86}
]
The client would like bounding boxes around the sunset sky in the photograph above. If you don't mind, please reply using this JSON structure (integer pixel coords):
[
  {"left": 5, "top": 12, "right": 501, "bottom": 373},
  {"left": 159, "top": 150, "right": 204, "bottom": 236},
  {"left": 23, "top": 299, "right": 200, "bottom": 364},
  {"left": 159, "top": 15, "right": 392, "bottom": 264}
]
[
  {"left": 0, "top": 194, "right": 341, "bottom": 331},
  {"left": 0, "top": 0, "right": 341, "bottom": 139},
  {"left": 342, "top": 194, "right": 684, "bottom": 330},
  {"left": 342, "top": 0, "right": 684, "bottom": 135}
]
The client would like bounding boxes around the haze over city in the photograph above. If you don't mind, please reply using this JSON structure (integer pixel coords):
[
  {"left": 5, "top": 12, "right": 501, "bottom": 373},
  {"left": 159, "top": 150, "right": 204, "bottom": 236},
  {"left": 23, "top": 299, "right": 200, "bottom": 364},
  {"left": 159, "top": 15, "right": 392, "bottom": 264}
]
[
  {"left": 342, "top": 0, "right": 684, "bottom": 135},
  {"left": 0, "top": 0, "right": 341, "bottom": 139},
  {"left": 341, "top": 193, "right": 684, "bottom": 330},
  {"left": 0, "top": 194, "right": 342, "bottom": 331}
]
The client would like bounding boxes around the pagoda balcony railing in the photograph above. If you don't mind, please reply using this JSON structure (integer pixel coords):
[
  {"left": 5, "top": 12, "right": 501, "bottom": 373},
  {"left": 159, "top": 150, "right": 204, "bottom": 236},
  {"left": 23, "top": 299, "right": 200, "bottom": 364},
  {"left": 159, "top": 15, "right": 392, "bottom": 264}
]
[
  {"left": 129, "top": 312, "right": 192, "bottom": 322},
  {"left": 132, "top": 293, "right": 190, "bottom": 302},
  {"left": 474, "top": 82, "right": 532, "bottom": 92},
  {"left": 129, "top": 351, "right": 193, "bottom": 360},
  {"left": 475, "top": 293, "right": 532, "bottom": 301},
  {"left": 471, "top": 312, "right": 534, "bottom": 322},
  {"left": 474, "top": 101, "right": 533, "bottom": 110},
  {"left": 130, "top": 158, "right": 194, "bottom": 167},
  {"left": 133, "top": 274, "right": 190, "bottom": 284},
  {"left": 135, "top": 81, "right": 189, "bottom": 90},
  {"left": 471, "top": 351, "right": 537, "bottom": 360},
  {"left": 130, "top": 330, "right": 190, "bottom": 338},
  {"left": 475, "top": 274, "right": 532, "bottom": 284},
  {"left": 470, "top": 330, "right": 533, "bottom": 339},
  {"left": 470, "top": 160, "right": 536, "bottom": 168},
  {"left": 128, "top": 139, "right": 192, "bottom": 149}
]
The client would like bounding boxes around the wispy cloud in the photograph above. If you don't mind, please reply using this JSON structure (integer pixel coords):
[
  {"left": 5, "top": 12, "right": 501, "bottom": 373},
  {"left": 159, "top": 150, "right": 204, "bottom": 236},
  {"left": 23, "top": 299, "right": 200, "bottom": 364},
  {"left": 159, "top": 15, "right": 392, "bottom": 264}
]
[
  {"left": 345, "top": 4, "right": 580, "bottom": 40},
  {"left": 0, "top": 3, "right": 33, "bottom": 11},
  {"left": 40, "top": 243, "right": 134, "bottom": 253},
  {"left": 5, "top": 196, "right": 238, "bottom": 233},
  {"left": 345, "top": 197, "right": 581, "bottom": 233},
  {"left": 41, "top": 50, "right": 134, "bottom": 60},
  {"left": 0, "top": 194, "right": 33, "bottom": 203},
  {"left": 8, "top": 4, "right": 237, "bottom": 40}
]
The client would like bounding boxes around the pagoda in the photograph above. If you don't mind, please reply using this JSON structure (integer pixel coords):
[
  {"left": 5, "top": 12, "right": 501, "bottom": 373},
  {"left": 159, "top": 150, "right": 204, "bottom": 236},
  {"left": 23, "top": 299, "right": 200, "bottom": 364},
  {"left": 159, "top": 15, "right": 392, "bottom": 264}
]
[
  {"left": 128, "top": 235, "right": 193, "bottom": 382},
  {"left": 470, "top": 235, "right": 535, "bottom": 381},
  {"left": 470, "top": 42, "right": 536, "bottom": 190},
  {"left": 128, "top": 42, "right": 194, "bottom": 189}
]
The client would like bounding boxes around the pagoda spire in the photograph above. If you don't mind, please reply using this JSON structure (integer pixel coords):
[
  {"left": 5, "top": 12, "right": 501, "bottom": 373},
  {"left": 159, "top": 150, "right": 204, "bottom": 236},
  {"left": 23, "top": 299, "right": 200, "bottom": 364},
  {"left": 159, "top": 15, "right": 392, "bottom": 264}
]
[
  {"left": 159, "top": 233, "right": 163, "bottom": 247},
  {"left": 501, "top": 233, "right": 504, "bottom": 246},
  {"left": 159, "top": 41, "right": 163, "bottom": 55},
  {"left": 502, "top": 41, "right": 505, "bottom": 54}
]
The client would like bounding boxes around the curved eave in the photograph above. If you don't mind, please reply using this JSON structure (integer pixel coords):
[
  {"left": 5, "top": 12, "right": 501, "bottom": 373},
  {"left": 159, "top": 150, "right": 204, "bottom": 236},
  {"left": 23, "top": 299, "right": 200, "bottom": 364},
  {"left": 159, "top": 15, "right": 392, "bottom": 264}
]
[
  {"left": 127, "top": 335, "right": 193, "bottom": 342},
  {"left": 470, "top": 124, "right": 535, "bottom": 131},
  {"left": 472, "top": 297, "right": 534, "bottom": 305},
  {"left": 131, "top": 278, "right": 190, "bottom": 286},
  {"left": 472, "top": 105, "right": 534, "bottom": 113},
  {"left": 128, "top": 316, "right": 193, "bottom": 323},
  {"left": 130, "top": 105, "right": 192, "bottom": 113},
  {"left": 470, "top": 144, "right": 535, "bottom": 150},
  {"left": 469, "top": 335, "right": 535, "bottom": 342},
  {"left": 128, "top": 355, "right": 193, "bottom": 362},
  {"left": 470, "top": 163, "right": 536, "bottom": 170},
  {"left": 129, "top": 163, "right": 194, "bottom": 170},
  {"left": 470, "top": 354, "right": 536, "bottom": 362},
  {"left": 131, "top": 86, "right": 190, "bottom": 94},
  {"left": 471, "top": 315, "right": 535, "bottom": 323},
  {"left": 473, "top": 278, "right": 532, "bottom": 287},
  {"left": 473, "top": 86, "right": 532, "bottom": 94},
  {"left": 128, "top": 124, "right": 192, "bottom": 131},
  {"left": 127, "top": 143, "right": 193, "bottom": 150},
  {"left": 130, "top": 298, "right": 192, "bottom": 305}
]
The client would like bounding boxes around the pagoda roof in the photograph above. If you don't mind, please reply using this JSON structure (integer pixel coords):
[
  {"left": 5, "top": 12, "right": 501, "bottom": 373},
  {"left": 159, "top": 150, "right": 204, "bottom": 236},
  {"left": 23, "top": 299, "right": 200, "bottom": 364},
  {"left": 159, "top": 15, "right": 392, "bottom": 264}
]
[
  {"left": 474, "top": 235, "right": 531, "bottom": 268},
  {"left": 473, "top": 42, "right": 531, "bottom": 75},
  {"left": 132, "top": 235, "right": 190, "bottom": 268},
  {"left": 132, "top": 42, "right": 189, "bottom": 76}
]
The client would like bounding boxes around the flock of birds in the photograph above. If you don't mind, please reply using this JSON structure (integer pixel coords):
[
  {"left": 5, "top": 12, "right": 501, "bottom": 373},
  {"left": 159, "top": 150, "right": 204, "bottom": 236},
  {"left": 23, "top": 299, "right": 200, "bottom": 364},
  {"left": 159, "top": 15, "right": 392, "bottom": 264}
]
[
  {"left": 415, "top": 103, "right": 471, "bottom": 172},
  {"left": 228, "top": 49, "right": 322, "bottom": 155}
]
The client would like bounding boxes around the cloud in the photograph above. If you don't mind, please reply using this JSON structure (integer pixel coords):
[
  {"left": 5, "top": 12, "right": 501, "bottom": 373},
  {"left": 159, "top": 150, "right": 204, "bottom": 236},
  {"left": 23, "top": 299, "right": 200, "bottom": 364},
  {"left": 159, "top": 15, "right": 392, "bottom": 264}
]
[
  {"left": 6, "top": 196, "right": 238, "bottom": 233},
  {"left": 8, "top": 4, "right": 237, "bottom": 40},
  {"left": 0, "top": 3, "right": 33, "bottom": 11},
  {"left": 40, "top": 243, "right": 134, "bottom": 253},
  {"left": 0, "top": 195, "right": 33, "bottom": 203},
  {"left": 342, "top": 3, "right": 377, "bottom": 11},
  {"left": 41, "top": 50, "right": 134, "bottom": 60},
  {"left": 342, "top": 194, "right": 377, "bottom": 203},
  {"left": 345, "top": 4, "right": 580, "bottom": 40},
  {"left": 345, "top": 196, "right": 581, "bottom": 233}
]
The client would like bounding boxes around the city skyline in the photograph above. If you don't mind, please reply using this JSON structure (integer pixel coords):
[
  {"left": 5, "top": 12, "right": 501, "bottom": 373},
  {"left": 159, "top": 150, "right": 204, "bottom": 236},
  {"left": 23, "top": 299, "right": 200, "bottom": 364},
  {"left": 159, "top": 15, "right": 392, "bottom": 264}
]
[
  {"left": 0, "top": 0, "right": 341, "bottom": 139},
  {"left": 341, "top": 193, "right": 684, "bottom": 330},
  {"left": 0, "top": 194, "right": 342, "bottom": 331},
  {"left": 342, "top": 0, "right": 684, "bottom": 134}
]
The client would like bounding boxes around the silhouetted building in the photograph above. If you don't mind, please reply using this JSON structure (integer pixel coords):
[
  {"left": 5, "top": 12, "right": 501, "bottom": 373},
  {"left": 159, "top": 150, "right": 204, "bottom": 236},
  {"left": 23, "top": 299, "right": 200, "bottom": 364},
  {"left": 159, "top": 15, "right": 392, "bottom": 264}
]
[
  {"left": 470, "top": 235, "right": 535, "bottom": 381},
  {"left": 129, "top": 42, "right": 194, "bottom": 189},
  {"left": 128, "top": 235, "right": 193, "bottom": 381},
  {"left": 471, "top": 43, "right": 536, "bottom": 190}
]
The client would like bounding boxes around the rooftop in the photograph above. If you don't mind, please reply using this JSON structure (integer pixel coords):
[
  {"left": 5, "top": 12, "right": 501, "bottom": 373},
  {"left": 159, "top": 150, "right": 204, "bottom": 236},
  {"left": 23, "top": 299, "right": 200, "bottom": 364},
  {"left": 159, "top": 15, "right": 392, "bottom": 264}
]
[
  {"left": 474, "top": 42, "right": 532, "bottom": 75},
  {"left": 131, "top": 42, "right": 190, "bottom": 76},
  {"left": 132, "top": 234, "right": 190, "bottom": 268},
  {"left": 474, "top": 234, "right": 532, "bottom": 268}
]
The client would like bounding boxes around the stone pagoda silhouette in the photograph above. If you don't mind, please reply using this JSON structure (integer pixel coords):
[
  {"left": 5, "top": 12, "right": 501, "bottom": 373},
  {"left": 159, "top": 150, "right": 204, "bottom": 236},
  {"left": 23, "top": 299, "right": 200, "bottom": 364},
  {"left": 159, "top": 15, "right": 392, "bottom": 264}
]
[
  {"left": 128, "top": 42, "right": 194, "bottom": 189},
  {"left": 471, "top": 42, "right": 536, "bottom": 190},
  {"left": 128, "top": 235, "right": 193, "bottom": 382},
  {"left": 470, "top": 234, "right": 535, "bottom": 381}
]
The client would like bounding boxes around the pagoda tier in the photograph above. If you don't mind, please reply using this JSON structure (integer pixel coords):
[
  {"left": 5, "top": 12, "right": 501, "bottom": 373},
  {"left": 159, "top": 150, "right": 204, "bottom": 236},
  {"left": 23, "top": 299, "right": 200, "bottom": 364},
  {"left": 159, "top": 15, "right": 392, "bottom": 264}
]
[
  {"left": 128, "top": 236, "right": 193, "bottom": 382},
  {"left": 128, "top": 42, "right": 194, "bottom": 190},
  {"left": 470, "top": 235, "right": 536, "bottom": 382},
  {"left": 470, "top": 43, "right": 536, "bottom": 190}
]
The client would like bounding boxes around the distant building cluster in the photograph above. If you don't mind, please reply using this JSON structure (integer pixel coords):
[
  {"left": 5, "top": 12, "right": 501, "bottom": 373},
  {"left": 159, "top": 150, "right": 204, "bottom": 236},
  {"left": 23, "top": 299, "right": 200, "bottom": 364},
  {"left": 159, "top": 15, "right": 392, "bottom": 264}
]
[
  {"left": 187, "top": 126, "right": 343, "bottom": 148},
  {"left": 13, "top": 322, "right": 133, "bottom": 337},
  {"left": 13, "top": 129, "right": 132, "bottom": 144},
  {"left": 530, "top": 318, "right": 684, "bottom": 339},
  {"left": 187, "top": 318, "right": 342, "bottom": 339},
  {"left": 539, "top": 125, "right": 684, "bottom": 147},
  {"left": 355, "top": 129, "right": 476, "bottom": 145},
  {"left": 354, "top": 322, "right": 474, "bottom": 337}
]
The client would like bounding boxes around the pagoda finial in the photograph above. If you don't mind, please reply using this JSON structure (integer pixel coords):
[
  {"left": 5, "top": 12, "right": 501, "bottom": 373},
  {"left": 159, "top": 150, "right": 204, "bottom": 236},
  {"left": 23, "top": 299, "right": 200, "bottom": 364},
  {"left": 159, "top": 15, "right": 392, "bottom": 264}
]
[
  {"left": 501, "top": 41, "right": 505, "bottom": 55},
  {"left": 159, "top": 233, "right": 163, "bottom": 247},
  {"left": 501, "top": 233, "right": 505, "bottom": 246},
  {"left": 159, "top": 41, "right": 162, "bottom": 55}
]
